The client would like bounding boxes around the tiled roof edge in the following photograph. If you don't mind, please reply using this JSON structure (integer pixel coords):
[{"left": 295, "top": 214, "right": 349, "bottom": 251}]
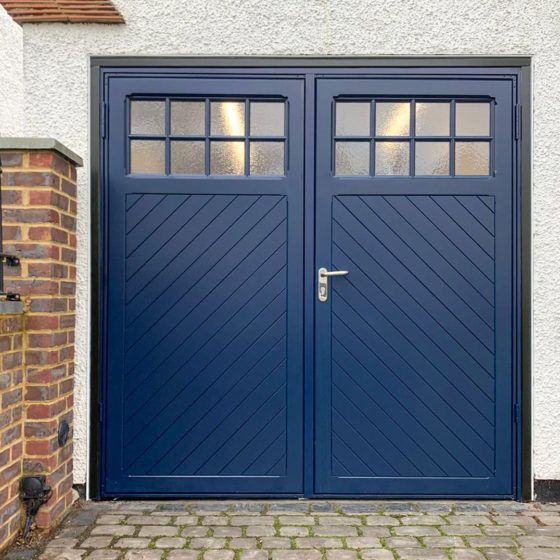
[{"left": 0, "top": 0, "right": 124, "bottom": 24}]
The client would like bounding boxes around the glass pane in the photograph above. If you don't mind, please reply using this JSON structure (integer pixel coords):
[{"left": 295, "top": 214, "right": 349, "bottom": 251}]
[
  {"left": 456, "top": 103, "right": 490, "bottom": 136},
  {"left": 171, "top": 141, "right": 205, "bottom": 175},
  {"left": 375, "top": 102, "right": 410, "bottom": 136},
  {"left": 250, "top": 142, "right": 284, "bottom": 175},
  {"left": 130, "top": 140, "right": 165, "bottom": 174},
  {"left": 210, "top": 141, "right": 245, "bottom": 175},
  {"left": 250, "top": 102, "right": 284, "bottom": 136},
  {"left": 455, "top": 142, "right": 490, "bottom": 175},
  {"left": 415, "top": 103, "right": 450, "bottom": 136},
  {"left": 130, "top": 101, "right": 165, "bottom": 135},
  {"left": 375, "top": 141, "right": 409, "bottom": 175},
  {"left": 171, "top": 101, "right": 205, "bottom": 136},
  {"left": 415, "top": 142, "right": 449, "bottom": 175},
  {"left": 336, "top": 102, "right": 370, "bottom": 136},
  {"left": 211, "top": 101, "right": 245, "bottom": 136},
  {"left": 335, "top": 142, "right": 370, "bottom": 176}
]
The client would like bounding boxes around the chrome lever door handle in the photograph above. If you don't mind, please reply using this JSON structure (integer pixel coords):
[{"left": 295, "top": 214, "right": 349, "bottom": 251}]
[{"left": 318, "top": 267, "right": 349, "bottom": 302}]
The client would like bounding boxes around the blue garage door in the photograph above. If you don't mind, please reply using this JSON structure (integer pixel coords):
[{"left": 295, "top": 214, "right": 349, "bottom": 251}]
[
  {"left": 101, "top": 71, "right": 518, "bottom": 498},
  {"left": 314, "top": 78, "right": 515, "bottom": 497},
  {"left": 103, "top": 77, "right": 305, "bottom": 495}
]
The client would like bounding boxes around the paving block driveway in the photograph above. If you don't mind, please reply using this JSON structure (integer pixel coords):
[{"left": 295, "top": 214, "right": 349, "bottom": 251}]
[{"left": 26, "top": 501, "right": 560, "bottom": 560}]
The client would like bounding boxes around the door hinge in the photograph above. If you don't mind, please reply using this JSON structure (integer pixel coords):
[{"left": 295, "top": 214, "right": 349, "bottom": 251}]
[
  {"left": 515, "top": 104, "right": 522, "bottom": 140},
  {"left": 101, "top": 102, "right": 107, "bottom": 138},
  {"left": 514, "top": 403, "right": 521, "bottom": 424}
]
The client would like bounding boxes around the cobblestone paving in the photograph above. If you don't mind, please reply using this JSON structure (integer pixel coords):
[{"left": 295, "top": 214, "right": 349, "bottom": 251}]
[{"left": 31, "top": 500, "right": 560, "bottom": 560}]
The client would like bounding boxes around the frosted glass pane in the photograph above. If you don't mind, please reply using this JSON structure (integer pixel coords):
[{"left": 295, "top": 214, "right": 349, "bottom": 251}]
[
  {"left": 375, "top": 142, "right": 409, "bottom": 175},
  {"left": 250, "top": 142, "right": 284, "bottom": 175},
  {"left": 250, "top": 102, "right": 284, "bottom": 136},
  {"left": 210, "top": 141, "right": 245, "bottom": 175},
  {"left": 336, "top": 102, "right": 370, "bottom": 136},
  {"left": 456, "top": 103, "right": 490, "bottom": 136},
  {"left": 455, "top": 142, "right": 490, "bottom": 175},
  {"left": 335, "top": 142, "right": 370, "bottom": 176},
  {"left": 171, "top": 101, "right": 205, "bottom": 136},
  {"left": 211, "top": 102, "right": 245, "bottom": 136},
  {"left": 416, "top": 103, "right": 450, "bottom": 136},
  {"left": 415, "top": 142, "right": 449, "bottom": 175},
  {"left": 171, "top": 141, "right": 205, "bottom": 175},
  {"left": 130, "top": 101, "right": 165, "bottom": 135},
  {"left": 375, "top": 102, "right": 410, "bottom": 136},
  {"left": 130, "top": 140, "right": 165, "bottom": 174}
]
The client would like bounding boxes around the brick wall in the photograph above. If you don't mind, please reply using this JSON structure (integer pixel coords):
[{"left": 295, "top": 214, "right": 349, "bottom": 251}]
[
  {"left": 0, "top": 311, "right": 24, "bottom": 551},
  {"left": 0, "top": 142, "right": 80, "bottom": 552}
]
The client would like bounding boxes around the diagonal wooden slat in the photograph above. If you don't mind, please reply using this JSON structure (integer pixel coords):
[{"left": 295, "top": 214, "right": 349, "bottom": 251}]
[
  {"left": 242, "top": 430, "right": 286, "bottom": 476},
  {"left": 330, "top": 195, "right": 497, "bottom": 478},
  {"left": 407, "top": 196, "right": 495, "bottom": 279},
  {"left": 332, "top": 430, "right": 379, "bottom": 477},
  {"left": 336, "top": 198, "right": 495, "bottom": 359},
  {"left": 334, "top": 277, "right": 494, "bottom": 423},
  {"left": 216, "top": 407, "right": 286, "bottom": 475},
  {"left": 145, "top": 352, "right": 286, "bottom": 474},
  {"left": 361, "top": 196, "right": 494, "bottom": 328},
  {"left": 125, "top": 196, "right": 284, "bottom": 341},
  {"left": 334, "top": 293, "right": 494, "bottom": 458},
  {"left": 333, "top": 338, "right": 471, "bottom": 476},
  {"left": 333, "top": 405, "right": 409, "bottom": 477},
  {"left": 333, "top": 313, "right": 492, "bottom": 475},
  {"left": 121, "top": 194, "right": 290, "bottom": 477},
  {"left": 174, "top": 383, "right": 286, "bottom": 476},
  {"left": 391, "top": 196, "right": 494, "bottom": 295},
  {"left": 432, "top": 196, "right": 495, "bottom": 256},
  {"left": 125, "top": 195, "right": 192, "bottom": 258},
  {"left": 125, "top": 273, "right": 287, "bottom": 452},
  {"left": 333, "top": 215, "right": 495, "bottom": 377},
  {"left": 334, "top": 357, "right": 454, "bottom": 474},
  {"left": 124, "top": 237, "right": 287, "bottom": 393}
]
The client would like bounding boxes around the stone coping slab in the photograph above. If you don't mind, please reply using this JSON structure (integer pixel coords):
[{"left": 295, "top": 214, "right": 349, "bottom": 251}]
[{"left": 0, "top": 137, "right": 83, "bottom": 167}]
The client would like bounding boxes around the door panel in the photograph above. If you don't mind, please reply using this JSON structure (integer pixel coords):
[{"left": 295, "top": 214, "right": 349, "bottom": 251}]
[
  {"left": 314, "top": 78, "right": 515, "bottom": 496},
  {"left": 101, "top": 70, "right": 519, "bottom": 498},
  {"left": 104, "top": 77, "right": 304, "bottom": 495}
]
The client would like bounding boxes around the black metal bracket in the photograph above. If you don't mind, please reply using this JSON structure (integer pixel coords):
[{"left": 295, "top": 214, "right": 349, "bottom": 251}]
[
  {"left": 0, "top": 253, "right": 20, "bottom": 301},
  {"left": 0, "top": 292, "right": 21, "bottom": 301},
  {"left": 0, "top": 253, "right": 20, "bottom": 267}
]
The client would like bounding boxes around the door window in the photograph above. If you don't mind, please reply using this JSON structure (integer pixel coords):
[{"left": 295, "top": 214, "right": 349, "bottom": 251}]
[
  {"left": 128, "top": 98, "right": 286, "bottom": 176},
  {"left": 334, "top": 99, "right": 491, "bottom": 177}
]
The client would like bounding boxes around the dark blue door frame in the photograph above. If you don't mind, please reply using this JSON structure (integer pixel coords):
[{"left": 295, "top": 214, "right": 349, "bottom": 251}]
[{"left": 90, "top": 60, "right": 530, "bottom": 500}]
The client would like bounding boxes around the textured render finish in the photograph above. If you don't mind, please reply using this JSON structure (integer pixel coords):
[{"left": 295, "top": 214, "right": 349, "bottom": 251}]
[
  {"left": 17, "top": 0, "right": 560, "bottom": 483},
  {"left": 0, "top": 3, "right": 23, "bottom": 136}
]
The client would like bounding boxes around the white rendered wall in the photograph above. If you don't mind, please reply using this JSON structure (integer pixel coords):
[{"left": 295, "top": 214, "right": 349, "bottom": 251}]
[
  {"left": 18, "top": 0, "right": 560, "bottom": 485},
  {"left": 0, "top": 3, "right": 23, "bottom": 136}
]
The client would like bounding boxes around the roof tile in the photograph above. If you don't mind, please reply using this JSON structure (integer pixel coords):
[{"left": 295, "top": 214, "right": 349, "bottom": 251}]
[{"left": 0, "top": 0, "right": 124, "bottom": 24}]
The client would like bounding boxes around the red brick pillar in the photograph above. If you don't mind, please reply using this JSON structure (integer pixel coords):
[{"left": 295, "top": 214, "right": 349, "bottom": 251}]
[
  {"left": 0, "top": 307, "right": 25, "bottom": 551},
  {"left": 0, "top": 139, "right": 82, "bottom": 530}
]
